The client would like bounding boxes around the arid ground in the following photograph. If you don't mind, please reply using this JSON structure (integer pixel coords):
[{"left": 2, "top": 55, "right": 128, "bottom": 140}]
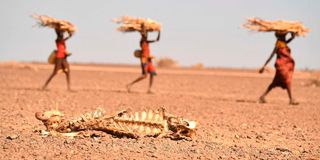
[{"left": 0, "top": 62, "right": 319, "bottom": 159}]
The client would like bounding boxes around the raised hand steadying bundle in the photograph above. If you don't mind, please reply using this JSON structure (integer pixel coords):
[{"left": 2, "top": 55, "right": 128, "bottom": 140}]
[
  {"left": 113, "top": 16, "right": 161, "bottom": 32},
  {"left": 243, "top": 17, "right": 310, "bottom": 36},
  {"left": 32, "top": 13, "right": 77, "bottom": 34}
]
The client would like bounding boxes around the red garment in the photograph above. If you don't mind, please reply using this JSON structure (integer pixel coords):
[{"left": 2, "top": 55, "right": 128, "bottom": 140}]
[
  {"left": 141, "top": 41, "right": 150, "bottom": 58},
  {"left": 56, "top": 39, "right": 67, "bottom": 58},
  {"left": 143, "top": 60, "right": 156, "bottom": 75},
  {"left": 271, "top": 44, "right": 295, "bottom": 89},
  {"left": 140, "top": 41, "right": 156, "bottom": 75}
]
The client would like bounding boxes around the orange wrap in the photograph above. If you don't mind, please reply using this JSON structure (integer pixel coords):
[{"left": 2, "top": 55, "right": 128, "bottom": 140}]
[{"left": 271, "top": 40, "right": 295, "bottom": 89}]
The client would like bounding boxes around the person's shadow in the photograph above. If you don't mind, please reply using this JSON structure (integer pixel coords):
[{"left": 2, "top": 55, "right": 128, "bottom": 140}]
[{"left": 235, "top": 99, "right": 258, "bottom": 104}]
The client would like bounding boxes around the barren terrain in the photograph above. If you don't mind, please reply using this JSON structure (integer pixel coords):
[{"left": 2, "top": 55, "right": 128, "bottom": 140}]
[{"left": 0, "top": 62, "right": 319, "bottom": 159}]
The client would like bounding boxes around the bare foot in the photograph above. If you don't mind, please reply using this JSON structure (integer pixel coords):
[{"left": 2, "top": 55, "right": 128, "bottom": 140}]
[
  {"left": 147, "top": 90, "right": 154, "bottom": 94},
  {"left": 126, "top": 84, "right": 132, "bottom": 93},
  {"left": 289, "top": 100, "right": 299, "bottom": 105},
  {"left": 259, "top": 96, "right": 266, "bottom": 104}
]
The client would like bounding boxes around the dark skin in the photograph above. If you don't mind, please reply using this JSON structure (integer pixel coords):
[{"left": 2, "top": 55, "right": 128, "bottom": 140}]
[
  {"left": 42, "top": 29, "right": 73, "bottom": 91},
  {"left": 127, "top": 24, "right": 160, "bottom": 93},
  {"left": 259, "top": 32, "right": 298, "bottom": 105}
]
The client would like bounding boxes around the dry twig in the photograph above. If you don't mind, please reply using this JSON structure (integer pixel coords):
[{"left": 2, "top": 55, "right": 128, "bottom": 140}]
[
  {"left": 113, "top": 16, "right": 161, "bottom": 32},
  {"left": 32, "top": 13, "right": 77, "bottom": 33},
  {"left": 243, "top": 17, "right": 310, "bottom": 36}
]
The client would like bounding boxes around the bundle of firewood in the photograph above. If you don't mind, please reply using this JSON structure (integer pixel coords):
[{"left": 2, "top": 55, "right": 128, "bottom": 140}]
[
  {"left": 243, "top": 17, "right": 310, "bottom": 36},
  {"left": 32, "top": 14, "right": 77, "bottom": 33},
  {"left": 113, "top": 16, "right": 161, "bottom": 32}
]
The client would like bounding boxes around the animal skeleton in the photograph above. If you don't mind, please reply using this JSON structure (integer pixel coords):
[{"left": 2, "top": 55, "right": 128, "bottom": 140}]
[
  {"left": 243, "top": 17, "right": 310, "bottom": 36},
  {"left": 113, "top": 16, "right": 161, "bottom": 32},
  {"left": 32, "top": 13, "right": 77, "bottom": 34},
  {"left": 35, "top": 107, "right": 196, "bottom": 140}
]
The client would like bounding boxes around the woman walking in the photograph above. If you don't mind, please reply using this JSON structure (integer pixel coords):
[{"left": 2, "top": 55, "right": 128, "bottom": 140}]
[
  {"left": 259, "top": 31, "right": 298, "bottom": 105},
  {"left": 42, "top": 29, "right": 73, "bottom": 90},
  {"left": 127, "top": 24, "right": 160, "bottom": 93}
]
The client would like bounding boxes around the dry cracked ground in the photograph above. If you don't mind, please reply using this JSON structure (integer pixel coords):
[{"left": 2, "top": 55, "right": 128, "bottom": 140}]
[{"left": 0, "top": 62, "right": 319, "bottom": 159}]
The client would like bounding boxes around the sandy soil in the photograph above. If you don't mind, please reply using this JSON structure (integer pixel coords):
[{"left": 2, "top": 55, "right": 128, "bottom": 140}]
[{"left": 0, "top": 62, "right": 319, "bottom": 159}]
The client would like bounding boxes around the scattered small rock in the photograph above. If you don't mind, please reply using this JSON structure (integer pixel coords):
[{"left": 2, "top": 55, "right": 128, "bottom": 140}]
[
  {"left": 3, "top": 144, "right": 9, "bottom": 149},
  {"left": 150, "top": 154, "right": 157, "bottom": 158},
  {"left": 256, "top": 135, "right": 266, "bottom": 141},
  {"left": 6, "top": 134, "right": 19, "bottom": 140},
  {"left": 276, "top": 147, "right": 291, "bottom": 153},
  {"left": 190, "top": 149, "right": 199, "bottom": 154},
  {"left": 64, "top": 139, "right": 74, "bottom": 144}
]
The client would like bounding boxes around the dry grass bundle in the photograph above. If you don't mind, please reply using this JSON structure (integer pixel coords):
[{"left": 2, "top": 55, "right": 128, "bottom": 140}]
[
  {"left": 113, "top": 16, "right": 161, "bottom": 32},
  {"left": 243, "top": 17, "right": 310, "bottom": 36},
  {"left": 32, "top": 13, "right": 77, "bottom": 33}
]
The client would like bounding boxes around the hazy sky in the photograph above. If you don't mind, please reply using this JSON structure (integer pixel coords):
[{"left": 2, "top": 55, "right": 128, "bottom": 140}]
[{"left": 1, "top": 0, "right": 319, "bottom": 69}]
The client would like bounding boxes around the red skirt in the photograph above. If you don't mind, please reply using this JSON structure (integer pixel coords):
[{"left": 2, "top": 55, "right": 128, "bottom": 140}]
[
  {"left": 271, "top": 49, "right": 295, "bottom": 89},
  {"left": 141, "top": 61, "right": 156, "bottom": 76}
]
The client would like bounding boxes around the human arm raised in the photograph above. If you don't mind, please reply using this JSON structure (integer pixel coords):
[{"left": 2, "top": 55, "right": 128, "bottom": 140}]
[
  {"left": 64, "top": 32, "right": 73, "bottom": 41},
  {"left": 286, "top": 32, "right": 295, "bottom": 44},
  {"left": 147, "top": 31, "right": 161, "bottom": 43}
]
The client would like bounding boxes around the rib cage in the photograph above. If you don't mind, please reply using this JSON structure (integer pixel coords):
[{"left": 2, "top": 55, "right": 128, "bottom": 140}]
[
  {"left": 35, "top": 107, "right": 197, "bottom": 140},
  {"left": 109, "top": 109, "right": 168, "bottom": 137}
]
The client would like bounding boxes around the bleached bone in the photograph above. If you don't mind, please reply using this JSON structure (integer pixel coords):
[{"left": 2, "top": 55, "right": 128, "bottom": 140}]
[{"left": 35, "top": 107, "right": 197, "bottom": 140}]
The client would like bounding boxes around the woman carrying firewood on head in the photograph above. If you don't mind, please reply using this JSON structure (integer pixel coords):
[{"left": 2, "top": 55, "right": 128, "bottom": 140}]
[
  {"left": 259, "top": 31, "right": 298, "bottom": 105},
  {"left": 126, "top": 23, "right": 160, "bottom": 93},
  {"left": 42, "top": 29, "right": 73, "bottom": 91}
]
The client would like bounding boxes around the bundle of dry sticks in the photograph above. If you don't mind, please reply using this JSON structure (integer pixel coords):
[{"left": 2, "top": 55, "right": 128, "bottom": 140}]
[
  {"left": 113, "top": 16, "right": 161, "bottom": 32},
  {"left": 243, "top": 17, "right": 310, "bottom": 36},
  {"left": 32, "top": 14, "right": 77, "bottom": 33}
]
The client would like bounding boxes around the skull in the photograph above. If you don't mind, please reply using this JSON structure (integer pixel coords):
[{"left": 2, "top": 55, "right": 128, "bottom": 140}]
[
  {"left": 35, "top": 110, "right": 64, "bottom": 131},
  {"left": 167, "top": 117, "right": 197, "bottom": 138}
]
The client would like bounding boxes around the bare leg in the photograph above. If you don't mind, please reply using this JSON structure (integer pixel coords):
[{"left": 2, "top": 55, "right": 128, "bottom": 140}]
[
  {"left": 286, "top": 85, "right": 299, "bottom": 105},
  {"left": 62, "top": 60, "right": 71, "bottom": 90},
  {"left": 126, "top": 74, "right": 147, "bottom": 92},
  {"left": 63, "top": 70, "right": 71, "bottom": 91},
  {"left": 42, "top": 58, "right": 62, "bottom": 90},
  {"left": 42, "top": 68, "right": 58, "bottom": 90},
  {"left": 147, "top": 74, "right": 154, "bottom": 93},
  {"left": 259, "top": 84, "right": 274, "bottom": 103}
]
